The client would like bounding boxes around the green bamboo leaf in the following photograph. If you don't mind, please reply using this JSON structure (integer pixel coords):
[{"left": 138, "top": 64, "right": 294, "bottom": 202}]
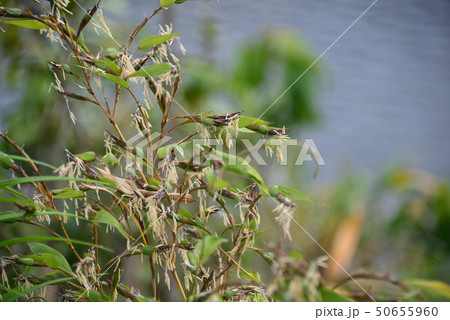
[
  {"left": 92, "top": 70, "right": 129, "bottom": 88},
  {"left": 161, "top": 0, "right": 177, "bottom": 7},
  {"left": 1, "top": 277, "right": 76, "bottom": 302},
  {"left": 238, "top": 127, "right": 257, "bottom": 134},
  {"left": 53, "top": 188, "right": 85, "bottom": 199},
  {"left": 127, "top": 63, "right": 172, "bottom": 78},
  {"left": 0, "top": 210, "right": 91, "bottom": 223},
  {"left": 0, "top": 211, "right": 30, "bottom": 223},
  {"left": 179, "top": 207, "right": 193, "bottom": 219},
  {"left": 139, "top": 33, "right": 180, "bottom": 51},
  {"left": 210, "top": 149, "right": 268, "bottom": 193},
  {"left": 0, "top": 18, "right": 49, "bottom": 30},
  {"left": 74, "top": 151, "right": 96, "bottom": 162},
  {"left": 238, "top": 116, "right": 271, "bottom": 128},
  {"left": 241, "top": 271, "right": 261, "bottom": 283},
  {"left": 85, "top": 290, "right": 110, "bottom": 302},
  {"left": 157, "top": 141, "right": 189, "bottom": 159},
  {"left": 205, "top": 168, "right": 229, "bottom": 190},
  {"left": 0, "top": 153, "right": 13, "bottom": 169},
  {"left": 29, "top": 243, "right": 72, "bottom": 274},
  {"left": 406, "top": 279, "right": 450, "bottom": 301},
  {"left": 106, "top": 47, "right": 119, "bottom": 58},
  {"left": 0, "top": 236, "right": 109, "bottom": 251},
  {"left": 94, "top": 210, "right": 128, "bottom": 239},
  {"left": 0, "top": 197, "right": 37, "bottom": 208},
  {"left": 272, "top": 185, "right": 319, "bottom": 203},
  {"left": 320, "top": 287, "right": 353, "bottom": 302},
  {"left": 196, "top": 235, "right": 227, "bottom": 266},
  {"left": 0, "top": 176, "right": 95, "bottom": 188},
  {"left": 3, "top": 277, "right": 76, "bottom": 302},
  {"left": 1, "top": 186, "right": 29, "bottom": 199},
  {"left": 94, "top": 59, "right": 120, "bottom": 75},
  {"left": 0, "top": 154, "right": 57, "bottom": 170}
]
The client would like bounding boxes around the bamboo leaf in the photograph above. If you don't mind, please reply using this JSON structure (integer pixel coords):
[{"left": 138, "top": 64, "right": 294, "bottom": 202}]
[
  {"left": 74, "top": 151, "right": 96, "bottom": 162},
  {"left": 272, "top": 185, "right": 319, "bottom": 203},
  {"left": 0, "top": 18, "right": 49, "bottom": 30},
  {"left": 127, "top": 63, "right": 172, "bottom": 78},
  {"left": 320, "top": 287, "right": 353, "bottom": 302},
  {"left": 53, "top": 188, "right": 85, "bottom": 199},
  {"left": 179, "top": 207, "right": 193, "bottom": 219},
  {"left": 92, "top": 70, "right": 129, "bottom": 88},
  {"left": 94, "top": 210, "right": 128, "bottom": 239},
  {"left": 406, "top": 279, "right": 450, "bottom": 301},
  {"left": 0, "top": 176, "right": 102, "bottom": 189},
  {"left": 139, "top": 33, "right": 180, "bottom": 51},
  {"left": 29, "top": 243, "right": 72, "bottom": 274},
  {"left": 0, "top": 236, "right": 109, "bottom": 251},
  {"left": 157, "top": 141, "right": 189, "bottom": 159},
  {"left": 210, "top": 149, "right": 268, "bottom": 193},
  {"left": 1, "top": 186, "right": 29, "bottom": 199},
  {"left": 3, "top": 277, "right": 76, "bottom": 302},
  {"left": 196, "top": 235, "right": 227, "bottom": 266},
  {"left": 94, "top": 59, "right": 120, "bottom": 75},
  {"left": 0, "top": 154, "right": 57, "bottom": 170},
  {"left": 161, "top": 0, "right": 177, "bottom": 7},
  {"left": 0, "top": 211, "right": 29, "bottom": 223},
  {"left": 238, "top": 116, "right": 271, "bottom": 128},
  {"left": 0, "top": 197, "right": 37, "bottom": 208},
  {"left": 0, "top": 210, "right": 91, "bottom": 223}
]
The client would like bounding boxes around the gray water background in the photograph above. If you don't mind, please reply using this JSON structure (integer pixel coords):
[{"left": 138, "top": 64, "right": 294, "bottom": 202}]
[{"left": 118, "top": 0, "right": 450, "bottom": 183}]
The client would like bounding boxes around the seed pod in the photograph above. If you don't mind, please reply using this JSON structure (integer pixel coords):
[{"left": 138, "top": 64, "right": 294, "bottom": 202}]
[
  {"left": 52, "top": 189, "right": 63, "bottom": 195},
  {"left": 77, "top": 32, "right": 85, "bottom": 46},
  {"left": 126, "top": 167, "right": 136, "bottom": 177},
  {"left": 262, "top": 252, "right": 275, "bottom": 263},
  {"left": 135, "top": 146, "right": 144, "bottom": 159},
  {"left": 5, "top": 8, "right": 22, "bottom": 17},
  {"left": 142, "top": 245, "right": 156, "bottom": 255},
  {"left": 258, "top": 125, "right": 269, "bottom": 134},
  {"left": 63, "top": 64, "right": 71, "bottom": 73},
  {"left": 75, "top": 151, "right": 95, "bottom": 162},
  {"left": 269, "top": 185, "right": 279, "bottom": 197},
  {"left": 106, "top": 47, "right": 119, "bottom": 58},
  {"left": 202, "top": 118, "right": 214, "bottom": 127},
  {"left": 164, "top": 182, "right": 173, "bottom": 193},
  {"left": 0, "top": 152, "right": 13, "bottom": 169},
  {"left": 18, "top": 257, "right": 34, "bottom": 266},
  {"left": 102, "top": 153, "right": 116, "bottom": 164},
  {"left": 194, "top": 216, "right": 204, "bottom": 228},
  {"left": 174, "top": 213, "right": 183, "bottom": 222}
]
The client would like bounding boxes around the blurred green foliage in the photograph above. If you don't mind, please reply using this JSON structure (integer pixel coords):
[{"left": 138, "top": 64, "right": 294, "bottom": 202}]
[
  {"left": 287, "top": 165, "right": 450, "bottom": 285},
  {"left": 180, "top": 29, "right": 322, "bottom": 128}
]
